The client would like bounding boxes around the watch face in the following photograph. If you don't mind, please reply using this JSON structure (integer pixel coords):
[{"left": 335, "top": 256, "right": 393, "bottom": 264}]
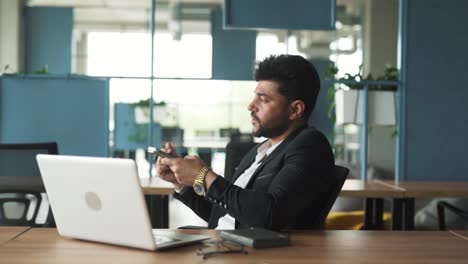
[{"left": 193, "top": 183, "right": 205, "bottom": 196}]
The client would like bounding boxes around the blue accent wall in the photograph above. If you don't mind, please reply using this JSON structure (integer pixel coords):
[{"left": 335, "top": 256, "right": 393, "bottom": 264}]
[
  {"left": 25, "top": 7, "right": 73, "bottom": 74},
  {"left": 309, "top": 58, "right": 334, "bottom": 143},
  {"left": 0, "top": 75, "right": 109, "bottom": 157},
  {"left": 211, "top": 8, "right": 256, "bottom": 80},
  {"left": 113, "top": 103, "right": 162, "bottom": 151},
  {"left": 224, "top": 0, "right": 335, "bottom": 30},
  {"left": 399, "top": 0, "right": 468, "bottom": 181}
]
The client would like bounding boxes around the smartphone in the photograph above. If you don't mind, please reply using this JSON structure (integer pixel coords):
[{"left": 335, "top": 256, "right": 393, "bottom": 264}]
[{"left": 147, "top": 146, "right": 176, "bottom": 159}]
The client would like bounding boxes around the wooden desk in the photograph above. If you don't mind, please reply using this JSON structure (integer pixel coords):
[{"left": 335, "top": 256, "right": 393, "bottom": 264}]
[
  {"left": 0, "top": 227, "right": 30, "bottom": 245},
  {"left": 2, "top": 177, "right": 406, "bottom": 230},
  {"left": 394, "top": 181, "right": 468, "bottom": 198},
  {"left": 0, "top": 176, "right": 174, "bottom": 195},
  {"left": 141, "top": 178, "right": 406, "bottom": 230},
  {"left": 340, "top": 179, "right": 404, "bottom": 198},
  {"left": 376, "top": 181, "right": 468, "bottom": 230},
  {"left": 1, "top": 228, "right": 468, "bottom": 263},
  {"left": 339, "top": 179, "right": 405, "bottom": 230},
  {"left": 139, "top": 177, "right": 174, "bottom": 228},
  {"left": 140, "top": 177, "right": 174, "bottom": 195}
]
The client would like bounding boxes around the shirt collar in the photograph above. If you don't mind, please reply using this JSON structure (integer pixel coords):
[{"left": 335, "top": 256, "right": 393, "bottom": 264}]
[{"left": 257, "top": 139, "right": 284, "bottom": 158}]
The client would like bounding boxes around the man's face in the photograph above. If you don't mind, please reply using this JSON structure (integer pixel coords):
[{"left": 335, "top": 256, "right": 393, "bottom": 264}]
[{"left": 247, "top": 80, "right": 291, "bottom": 138}]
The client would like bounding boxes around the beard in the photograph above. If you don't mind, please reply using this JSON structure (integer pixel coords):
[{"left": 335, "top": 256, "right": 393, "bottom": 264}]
[{"left": 251, "top": 112, "right": 290, "bottom": 139}]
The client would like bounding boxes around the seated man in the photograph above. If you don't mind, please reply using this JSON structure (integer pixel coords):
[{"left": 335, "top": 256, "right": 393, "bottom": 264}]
[{"left": 156, "top": 55, "right": 335, "bottom": 230}]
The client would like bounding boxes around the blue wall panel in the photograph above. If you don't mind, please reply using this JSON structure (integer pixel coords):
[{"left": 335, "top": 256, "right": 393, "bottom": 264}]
[
  {"left": 25, "top": 7, "right": 73, "bottom": 74},
  {"left": 113, "top": 103, "right": 162, "bottom": 151},
  {"left": 0, "top": 75, "right": 109, "bottom": 157},
  {"left": 224, "top": 0, "right": 335, "bottom": 30},
  {"left": 309, "top": 58, "right": 334, "bottom": 143},
  {"left": 399, "top": 0, "right": 468, "bottom": 180},
  {"left": 212, "top": 8, "right": 256, "bottom": 80}
]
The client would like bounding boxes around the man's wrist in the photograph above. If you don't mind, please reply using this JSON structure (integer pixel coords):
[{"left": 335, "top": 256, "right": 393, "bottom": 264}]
[{"left": 204, "top": 171, "right": 218, "bottom": 190}]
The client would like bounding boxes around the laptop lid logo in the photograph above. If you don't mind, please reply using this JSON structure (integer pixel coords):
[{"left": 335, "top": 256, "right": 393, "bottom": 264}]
[{"left": 85, "top": 192, "right": 102, "bottom": 211}]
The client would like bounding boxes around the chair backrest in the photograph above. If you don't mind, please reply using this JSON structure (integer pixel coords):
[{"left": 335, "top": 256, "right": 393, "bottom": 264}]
[
  {"left": 0, "top": 142, "right": 58, "bottom": 176},
  {"left": 311, "top": 165, "right": 349, "bottom": 229},
  {"left": 0, "top": 190, "right": 42, "bottom": 226},
  {"left": 0, "top": 142, "right": 58, "bottom": 226},
  {"left": 224, "top": 141, "right": 256, "bottom": 179}
]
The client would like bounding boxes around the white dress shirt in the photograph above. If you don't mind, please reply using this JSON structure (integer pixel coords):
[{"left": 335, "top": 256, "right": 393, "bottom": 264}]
[{"left": 215, "top": 139, "right": 284, "bottom": 230}]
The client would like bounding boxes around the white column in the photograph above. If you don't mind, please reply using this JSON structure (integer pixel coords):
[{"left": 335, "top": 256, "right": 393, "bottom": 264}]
[
  {"left": 0, "top": 0, "right": 25, "bottom": 73},
  {"left": 363, "top": 0, "right": 398, "bottom": 176},
  {"left": 73, "top": 31, "right": 88, "bottom": 74}
]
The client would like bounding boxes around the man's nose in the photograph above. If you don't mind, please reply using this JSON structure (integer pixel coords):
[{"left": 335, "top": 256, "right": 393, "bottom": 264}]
[{"left": 247, "top": 100, "right": 256, "bottom": 112}]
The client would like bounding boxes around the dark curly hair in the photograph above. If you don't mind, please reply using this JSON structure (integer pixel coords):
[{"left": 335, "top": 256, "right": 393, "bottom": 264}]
[{"left": 254, "top": 55, "right": 320, "bottom": 120}]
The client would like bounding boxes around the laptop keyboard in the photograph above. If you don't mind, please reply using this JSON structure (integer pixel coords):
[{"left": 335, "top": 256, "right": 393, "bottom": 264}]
[{"left": 153, "top": 234, "right": 180, "bottom": 245}]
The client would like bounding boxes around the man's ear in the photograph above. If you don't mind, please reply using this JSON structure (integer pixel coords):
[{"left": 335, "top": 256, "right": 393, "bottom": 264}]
[{"left": 288, "top": 100, "right": 305, "bottom": 120}]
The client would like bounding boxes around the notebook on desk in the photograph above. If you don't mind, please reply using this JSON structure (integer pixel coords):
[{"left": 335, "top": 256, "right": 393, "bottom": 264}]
[{"left": 36, "top": 154, "right": 209, "bottom": 251}]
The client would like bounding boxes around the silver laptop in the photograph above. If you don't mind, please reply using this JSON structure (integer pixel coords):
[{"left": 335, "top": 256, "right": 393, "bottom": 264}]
[{"left": 36, "top": 154, "right": 209, "bottom": 251}]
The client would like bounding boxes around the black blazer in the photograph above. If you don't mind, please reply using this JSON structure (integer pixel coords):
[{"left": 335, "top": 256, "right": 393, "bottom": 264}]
[{"left": 174, "top": 125, "right": 335, "bottom": 230}]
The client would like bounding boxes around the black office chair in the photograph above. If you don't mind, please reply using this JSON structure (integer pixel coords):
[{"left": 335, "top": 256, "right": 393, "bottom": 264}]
[
  {"left": 0, "top": 190, "right": 42, "bottom": 226},
  {"left": 224, "top": 141, "right": 256, "bottom": 179},
  {"left": 0, "top": 142, "right": 58, "bottom": 227},
  {"left": 437, "top": 201, "right": 468, "bottom": 230},
  {"left": 310, "top": 165, "right": 349, "bottom": 229}
]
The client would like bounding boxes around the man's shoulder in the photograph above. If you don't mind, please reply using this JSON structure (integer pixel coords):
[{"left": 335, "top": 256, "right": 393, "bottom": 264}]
[
  {"left": 283, "top": 126, "right": 333, "bottom": 154},
  {"left": 292, "top": 126, "right": 328, "bottom": 143},
  {"left": 282, "top": 126, "right": 334, "bottom": 163}
]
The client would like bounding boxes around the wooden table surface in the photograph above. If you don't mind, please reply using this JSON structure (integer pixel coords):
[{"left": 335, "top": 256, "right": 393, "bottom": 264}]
[
  {"left": 140, "top": 178, "right": 409, "bottom": 198},
  {"left": 390, "top": 181, "right": 468, "bottom": 198},
  {"left": 0, "top": 176, "right": 175, "bottom": 195},
  {"left": 139, "top": 177, "right": 175, "bottom": 195},
  {"left": 0, "top": 227, "right": 30, "bottom": 244},
  {"left": 339, "top": 179, "right": 405, "bottom": 198},
  {"left": 1, "top": 228, "right": 468, "bottom": 263},
  {"left": 7, "top": 177, "right": 468, "bottom": 199}
]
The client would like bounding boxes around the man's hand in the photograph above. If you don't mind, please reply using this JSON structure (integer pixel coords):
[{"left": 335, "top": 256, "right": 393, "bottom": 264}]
[
  {"left": 159, "top": 155, "right": 205, "bottom": 186},
  {"left": 155, "top": 143, "right": 181, "bottom": 188}
]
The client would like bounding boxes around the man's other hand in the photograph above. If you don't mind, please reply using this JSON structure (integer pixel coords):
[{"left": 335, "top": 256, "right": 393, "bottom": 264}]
[{"left": 160, "top": 155, "right": 205, "bottom": 186}]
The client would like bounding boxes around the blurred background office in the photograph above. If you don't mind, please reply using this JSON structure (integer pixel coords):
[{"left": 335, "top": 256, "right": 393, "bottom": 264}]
[{"left": 1, "top": 0, "right": 467, "bottom": 229}]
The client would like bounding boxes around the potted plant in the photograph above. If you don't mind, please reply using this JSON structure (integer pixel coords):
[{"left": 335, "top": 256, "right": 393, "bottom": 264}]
[{"left": 326, "top": 64, "right": 398, "bottom": 126}]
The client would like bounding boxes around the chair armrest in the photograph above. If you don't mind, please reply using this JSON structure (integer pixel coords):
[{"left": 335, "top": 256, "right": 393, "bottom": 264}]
[{"left": 437, "top": 201, "right": 468, "bottom": 230}]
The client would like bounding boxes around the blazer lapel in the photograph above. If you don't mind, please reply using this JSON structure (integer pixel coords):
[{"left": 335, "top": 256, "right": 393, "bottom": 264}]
[
  {"left": 230, "top": 144, "right": 259, "bottom": 182},
  {"left": 245, "top": 124, "right": 308, "bottom": 187},
  {"left": 244, "top": 141, "right": 287, "bottom": 187}
]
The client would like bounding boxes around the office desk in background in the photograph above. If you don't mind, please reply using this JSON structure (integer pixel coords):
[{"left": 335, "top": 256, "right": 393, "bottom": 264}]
[
  {"left": 6, "top": 176, "right": 468, "bottom": 230},
  {"left": 140, "top": 177, "right": 174, "bottom": 228},
  {"left": 1, "top": 228, "right": 468, "bottom": 263},
  {"left": 380, "top": 181, "right": 468, "bottom": 230},
  {"left": 339, "top": 179, "right": 405, "bottom": 230},
  {"left": 340, "top": 180, "right": 468, "bottom": 230}
]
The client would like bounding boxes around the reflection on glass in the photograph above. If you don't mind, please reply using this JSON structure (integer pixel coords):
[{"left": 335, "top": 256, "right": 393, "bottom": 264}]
[{"left": 108, "top": 78, "right": 256, "bottom": 176}]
